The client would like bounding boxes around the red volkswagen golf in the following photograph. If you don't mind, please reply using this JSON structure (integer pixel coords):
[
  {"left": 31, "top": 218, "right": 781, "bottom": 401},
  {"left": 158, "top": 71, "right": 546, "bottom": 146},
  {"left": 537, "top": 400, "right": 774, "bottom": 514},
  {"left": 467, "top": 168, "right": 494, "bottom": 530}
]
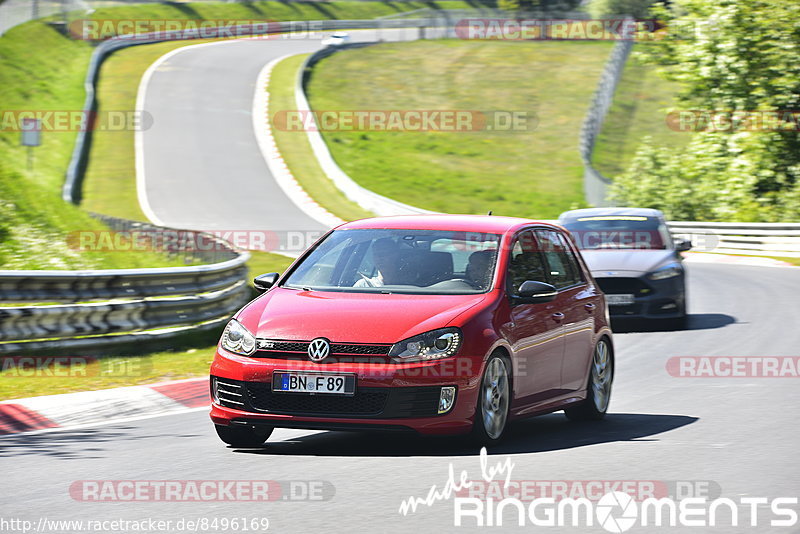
[{"left": 210, "top": 215, "right": 613, "bottom": 446}]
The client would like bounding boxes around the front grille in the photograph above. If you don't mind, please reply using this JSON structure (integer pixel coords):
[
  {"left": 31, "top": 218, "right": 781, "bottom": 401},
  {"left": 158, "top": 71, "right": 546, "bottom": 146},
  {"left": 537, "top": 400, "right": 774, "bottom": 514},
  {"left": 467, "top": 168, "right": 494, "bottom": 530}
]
[
  {"left": 331, "top": 344, "right": 390, "bottom": 355},
  {"left": 254, "top": 338, "right": 392, "bottom": 361},
  {"left": 256, "top": 340, "right": 308, "bottom": 352},
  {"left": 247, "top": 382, "right": 388, "bottom": 415},
  {"left": 595, "top": 277, "right": 652, "bottom": 296},
  {"left": 212, "top": 377, "right": 443, "bottom": 418}
]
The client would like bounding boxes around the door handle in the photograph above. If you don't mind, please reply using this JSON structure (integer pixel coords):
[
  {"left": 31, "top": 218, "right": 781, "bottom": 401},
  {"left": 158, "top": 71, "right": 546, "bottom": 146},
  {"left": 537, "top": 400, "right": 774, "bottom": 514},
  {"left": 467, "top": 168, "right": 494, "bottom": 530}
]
[
  {"left": 584, "top": 303, "right": 596, "bottom": 312},
  {"left": 552, "top": 312, "right": 565, "bottom": 322}
]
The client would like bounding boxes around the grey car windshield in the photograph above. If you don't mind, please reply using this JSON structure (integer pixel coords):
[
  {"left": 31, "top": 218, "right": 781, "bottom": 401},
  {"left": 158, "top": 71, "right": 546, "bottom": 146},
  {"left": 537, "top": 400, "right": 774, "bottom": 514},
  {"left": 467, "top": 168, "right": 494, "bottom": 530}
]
[
  {"left": 282, "top": 229, "right": 501, "bottom": 294},
  {"left": 562, "top": 216, "right": 672, "bottom": 250}
]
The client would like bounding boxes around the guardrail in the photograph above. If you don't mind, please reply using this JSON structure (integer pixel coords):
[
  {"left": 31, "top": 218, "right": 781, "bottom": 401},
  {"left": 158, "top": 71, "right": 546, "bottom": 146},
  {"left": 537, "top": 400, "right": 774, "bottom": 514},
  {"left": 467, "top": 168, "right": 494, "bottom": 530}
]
[
  {"left": 0, "top": 0, "right": 85, "bottom": 36},
  {"left": 668, "top": 222, "right": 800, "bottom": 258},
  {"left": 578, "top": 25, "right": 634, "bottom": 207},
  {"left": 0, "top": 216, "right": 250, "bottom": 354}
]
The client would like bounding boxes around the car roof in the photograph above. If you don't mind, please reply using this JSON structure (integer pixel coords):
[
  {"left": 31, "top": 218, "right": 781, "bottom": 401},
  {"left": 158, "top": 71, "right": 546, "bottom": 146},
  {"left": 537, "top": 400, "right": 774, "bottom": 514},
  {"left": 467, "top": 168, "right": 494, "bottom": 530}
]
[
  {"left": 337, "top": 215, "right": 560, "bottom": 234},
  {"left": 558, "top": 207, "right": 665, "bottom": 222}
]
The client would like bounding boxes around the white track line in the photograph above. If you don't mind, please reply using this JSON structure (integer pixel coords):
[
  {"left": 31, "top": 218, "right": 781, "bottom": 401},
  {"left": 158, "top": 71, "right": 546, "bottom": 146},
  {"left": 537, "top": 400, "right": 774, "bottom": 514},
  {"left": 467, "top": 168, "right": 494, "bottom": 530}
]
[
  {"left": 252, "top": 55, "right": 344, "bottom": 228},
  {"left": 136, "top": 40, "right": 343, "bottom": 229}
]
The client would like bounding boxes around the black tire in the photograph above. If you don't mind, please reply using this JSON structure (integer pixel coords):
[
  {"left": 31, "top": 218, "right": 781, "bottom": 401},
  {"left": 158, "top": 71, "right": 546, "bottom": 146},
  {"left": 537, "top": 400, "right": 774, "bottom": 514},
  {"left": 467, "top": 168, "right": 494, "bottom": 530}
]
[
  {"left": 215, "top": 424, "right": 273, "bottom": 447},
  {"left": 666, "top": 314, "right": 688, "bottom": 330},
  {"left": 471, "top": 353, "right": 511, "bottom": 445},
  {"left": 565, "top": 338, "right": 613, "bottom": 421}
]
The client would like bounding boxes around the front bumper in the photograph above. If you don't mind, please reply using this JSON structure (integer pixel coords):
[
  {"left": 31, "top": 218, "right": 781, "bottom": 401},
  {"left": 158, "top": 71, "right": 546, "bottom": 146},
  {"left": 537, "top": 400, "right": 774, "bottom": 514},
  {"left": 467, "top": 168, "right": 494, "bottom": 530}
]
[
  {"left": 209, "top": 349, "right": 483, "bottom": 435},
  {"left": 595, "top": 273, "right": 686, "bottom": 320}
]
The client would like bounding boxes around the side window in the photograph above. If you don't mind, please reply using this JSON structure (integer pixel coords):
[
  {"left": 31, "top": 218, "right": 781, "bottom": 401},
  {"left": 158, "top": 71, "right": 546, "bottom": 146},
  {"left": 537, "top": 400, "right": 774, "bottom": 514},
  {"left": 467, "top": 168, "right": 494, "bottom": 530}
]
[
  {"left": 535, "top": 230, "right": 582, "bottom": 289},
  {"left": 506, "top": 231, "right": 547, "bottom": 295},
  {"left": 556, "top": 232, "right": 585, "bottom": 285}
]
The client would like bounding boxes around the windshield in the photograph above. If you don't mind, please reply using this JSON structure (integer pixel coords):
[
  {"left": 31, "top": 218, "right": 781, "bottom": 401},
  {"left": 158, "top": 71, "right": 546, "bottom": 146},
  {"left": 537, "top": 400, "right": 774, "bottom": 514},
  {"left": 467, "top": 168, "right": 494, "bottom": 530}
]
[
  {"left": 562, "top": 215, "right": 672, "bottom": 250},
  {"left": 282, "top": 228, "right": 501, "bottom": 294}
]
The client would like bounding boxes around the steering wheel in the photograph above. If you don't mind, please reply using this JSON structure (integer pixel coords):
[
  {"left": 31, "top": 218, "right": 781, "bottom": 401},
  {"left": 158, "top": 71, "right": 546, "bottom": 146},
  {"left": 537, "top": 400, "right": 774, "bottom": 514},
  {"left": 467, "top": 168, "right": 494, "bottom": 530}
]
[{"left": 357, "top": 272, "right": 376, "bottom": 287}]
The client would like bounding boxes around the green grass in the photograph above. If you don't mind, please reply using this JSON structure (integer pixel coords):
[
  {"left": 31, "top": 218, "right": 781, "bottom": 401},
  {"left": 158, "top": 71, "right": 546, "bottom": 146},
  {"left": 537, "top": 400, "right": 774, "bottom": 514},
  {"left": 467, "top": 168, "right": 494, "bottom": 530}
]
[
  {"left": 246, "top": 250, "right": 295, "bottom": 284},
  {"left": 0, "top": 22, "right": 193, "bottom": 269},
  {"left": 0, "top": 345, "right": 215, "bottom": 400},
  {"left": 306, "top": 40, "right": 613, "bottom": 219},
  {"left": 83, "top": 1, "right": 482, "bottom": 28},
  {"left": 268, "top": 54, "right": 373, "bottom": 222},
  {"left": 592, "top": 50, "right": 691, "bottom": 179},
  {"left": 1, "top": 2, "right": 481, "bottom": 270}
]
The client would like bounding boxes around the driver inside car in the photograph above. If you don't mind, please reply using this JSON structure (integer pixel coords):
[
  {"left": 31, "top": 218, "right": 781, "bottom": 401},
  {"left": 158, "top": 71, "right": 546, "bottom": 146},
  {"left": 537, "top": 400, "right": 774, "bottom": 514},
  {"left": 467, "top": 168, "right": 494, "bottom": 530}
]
[
  {"left": 354, "top": 238, "right": 403, "bottom": 287},
  {"left": 465, "top": 250, "right": 496, "bottom": 290}
]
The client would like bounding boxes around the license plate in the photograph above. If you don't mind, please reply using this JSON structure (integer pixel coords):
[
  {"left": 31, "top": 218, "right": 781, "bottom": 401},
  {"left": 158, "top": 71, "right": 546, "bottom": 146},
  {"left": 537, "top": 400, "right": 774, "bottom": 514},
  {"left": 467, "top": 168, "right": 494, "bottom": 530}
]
[
  {"left": 272, "top": 371, "right": 355, "bottom": 395},
  {"left": 606, "top": 294, "right": 635, "bottom": 306}
]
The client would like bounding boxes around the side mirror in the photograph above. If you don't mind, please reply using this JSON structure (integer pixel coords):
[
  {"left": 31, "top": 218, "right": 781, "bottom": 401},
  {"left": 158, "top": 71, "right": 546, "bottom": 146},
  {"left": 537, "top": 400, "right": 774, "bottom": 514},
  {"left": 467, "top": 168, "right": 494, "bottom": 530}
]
[
  {"left": 254, "top": 272, "right": 280, "bottom": 292},
  {"left": 674, "top": 238, "right": 692, "bottom": 252},
  {"left": 514, "top": 281, "right": 558, "bottom": 304}
]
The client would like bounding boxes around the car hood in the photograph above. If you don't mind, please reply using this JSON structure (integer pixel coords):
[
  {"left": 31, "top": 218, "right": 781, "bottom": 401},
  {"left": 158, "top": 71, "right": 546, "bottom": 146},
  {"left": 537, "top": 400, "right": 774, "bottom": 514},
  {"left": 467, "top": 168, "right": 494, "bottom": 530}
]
[
  {"left": 580, "top": 249, "right": 679, "bottom": 276},
  {"left": 237, "top": 287, "right": 488, "bottom": 344}
]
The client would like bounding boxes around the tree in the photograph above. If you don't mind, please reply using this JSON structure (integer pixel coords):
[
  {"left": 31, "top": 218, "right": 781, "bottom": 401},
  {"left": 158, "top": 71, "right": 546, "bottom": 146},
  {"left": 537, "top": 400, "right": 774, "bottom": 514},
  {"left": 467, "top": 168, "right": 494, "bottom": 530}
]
[{"left": 612, "top": 0, "right": 800, "bottom": 221}]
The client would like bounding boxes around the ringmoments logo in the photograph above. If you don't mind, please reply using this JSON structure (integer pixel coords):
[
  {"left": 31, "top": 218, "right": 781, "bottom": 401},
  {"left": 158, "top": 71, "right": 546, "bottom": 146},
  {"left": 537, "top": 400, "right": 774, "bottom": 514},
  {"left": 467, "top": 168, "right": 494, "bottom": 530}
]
[{"left": 399, "top": 450, "right": 799, "bottom": 530}]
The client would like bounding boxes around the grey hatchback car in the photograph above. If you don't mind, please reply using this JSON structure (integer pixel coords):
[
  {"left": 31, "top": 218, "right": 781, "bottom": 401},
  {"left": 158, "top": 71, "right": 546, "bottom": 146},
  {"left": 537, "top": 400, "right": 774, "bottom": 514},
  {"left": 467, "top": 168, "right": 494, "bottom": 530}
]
[{"left": 558, "top": 208, "right": 691, "bottom": 328}]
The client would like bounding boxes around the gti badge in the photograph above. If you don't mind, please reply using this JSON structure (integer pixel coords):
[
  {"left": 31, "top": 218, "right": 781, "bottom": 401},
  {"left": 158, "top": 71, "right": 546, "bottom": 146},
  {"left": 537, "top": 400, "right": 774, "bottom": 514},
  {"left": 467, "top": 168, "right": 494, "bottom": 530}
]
[{"left": 307, "top": 338, "right": 331, "bottom": 362}]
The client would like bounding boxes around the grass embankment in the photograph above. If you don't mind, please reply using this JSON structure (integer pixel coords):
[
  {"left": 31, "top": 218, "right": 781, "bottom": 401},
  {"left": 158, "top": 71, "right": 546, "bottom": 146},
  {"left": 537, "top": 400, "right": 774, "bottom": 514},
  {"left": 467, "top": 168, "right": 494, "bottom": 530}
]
[
  {"left": 305, "top": 40, "right": 612, "bottom": 219},
  {"left": 267, "top": 54, "right": 373, "bottom": 221},
  {"left": 591, "top": 51, "right": 690, "bottom": 179},
  {"left": 1, "top": 1, "right": 479, "bottom": 269},
  {"left": 85, "top": 1, "right": 482, "bottom": 24},
  {"left": 0, "top": 345, "right": 215, "bottom": 400},
  {"left": 0, "top": 22, "right": 182, "bottom": 269}
]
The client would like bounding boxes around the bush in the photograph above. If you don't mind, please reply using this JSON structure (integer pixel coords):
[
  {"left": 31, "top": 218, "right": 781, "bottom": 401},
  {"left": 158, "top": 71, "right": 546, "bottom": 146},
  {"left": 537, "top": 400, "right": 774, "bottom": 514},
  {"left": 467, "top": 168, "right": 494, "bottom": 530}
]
[
  {"left": 611, "top": 133, "right": 800, "bottom": 222},
  {"left": 609, "top": 0, "right": 800, "bottom": 221}
]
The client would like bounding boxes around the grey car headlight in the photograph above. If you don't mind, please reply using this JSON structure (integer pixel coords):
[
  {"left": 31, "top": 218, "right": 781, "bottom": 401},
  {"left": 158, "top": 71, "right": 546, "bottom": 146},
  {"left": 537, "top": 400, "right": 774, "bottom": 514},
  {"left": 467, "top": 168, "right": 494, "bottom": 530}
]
[
  {"left": 221, "top": 319, "right": 256, "bottom": 356},
  {"left": 648, "top": 264, "right": 683, "bottom": 280},
  {"left": 389, "top": 328, "right": 462, "bottom": 362}
]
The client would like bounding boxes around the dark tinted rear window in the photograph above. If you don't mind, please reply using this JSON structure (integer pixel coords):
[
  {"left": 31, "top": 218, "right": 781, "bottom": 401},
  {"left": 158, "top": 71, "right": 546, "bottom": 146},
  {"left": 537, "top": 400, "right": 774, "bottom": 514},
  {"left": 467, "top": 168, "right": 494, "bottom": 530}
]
[{"left": 561, "top": 215, "right": 671, "bottom": 250}]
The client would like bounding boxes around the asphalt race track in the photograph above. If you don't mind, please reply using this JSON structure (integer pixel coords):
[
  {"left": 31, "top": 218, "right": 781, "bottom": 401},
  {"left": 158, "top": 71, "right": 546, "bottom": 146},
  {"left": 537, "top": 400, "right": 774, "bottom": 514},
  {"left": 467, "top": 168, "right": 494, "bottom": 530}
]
[
  {"left": 3, "top": 31, "right": 799, "bottom": 534},
  {"left": 2, "top": 264, "right": 799, "bottom": 533},
  {"left": 138, "top": 29, "right": 411, "bottom": 233}
]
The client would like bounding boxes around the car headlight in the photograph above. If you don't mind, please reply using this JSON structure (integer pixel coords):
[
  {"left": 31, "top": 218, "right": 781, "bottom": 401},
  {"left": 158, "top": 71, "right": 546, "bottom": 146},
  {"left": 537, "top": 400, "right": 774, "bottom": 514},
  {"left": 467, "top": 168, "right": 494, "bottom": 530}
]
[
  {"left": 389, "top": 327, "right": 462, "bottom": 362},
  {"left": 648, "top": 264, "right": 683, "bottom": 280},
  {"left": 221, "top": 319, "right": 256, "bottom": 356}
]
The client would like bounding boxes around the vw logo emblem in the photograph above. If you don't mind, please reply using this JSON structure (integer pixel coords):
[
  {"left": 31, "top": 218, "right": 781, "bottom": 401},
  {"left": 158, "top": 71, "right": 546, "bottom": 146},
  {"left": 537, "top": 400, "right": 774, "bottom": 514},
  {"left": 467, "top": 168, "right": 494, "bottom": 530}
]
[{"left": 307, "top": 338, "right": 330, "bottom": 362}]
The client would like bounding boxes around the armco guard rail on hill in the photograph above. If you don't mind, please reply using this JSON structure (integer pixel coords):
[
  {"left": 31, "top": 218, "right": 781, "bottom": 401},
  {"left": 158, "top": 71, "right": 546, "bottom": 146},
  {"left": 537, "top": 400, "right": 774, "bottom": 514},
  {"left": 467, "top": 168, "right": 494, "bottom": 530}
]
[
  {"left": 0, "top": 216, "right": 251, "bottom": 354},
  {"left": 668, "top": 222, "right": 800, "bottom": 258},
  {"left": 578, "top": 25, "right": 634, "bottom": 207}
]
